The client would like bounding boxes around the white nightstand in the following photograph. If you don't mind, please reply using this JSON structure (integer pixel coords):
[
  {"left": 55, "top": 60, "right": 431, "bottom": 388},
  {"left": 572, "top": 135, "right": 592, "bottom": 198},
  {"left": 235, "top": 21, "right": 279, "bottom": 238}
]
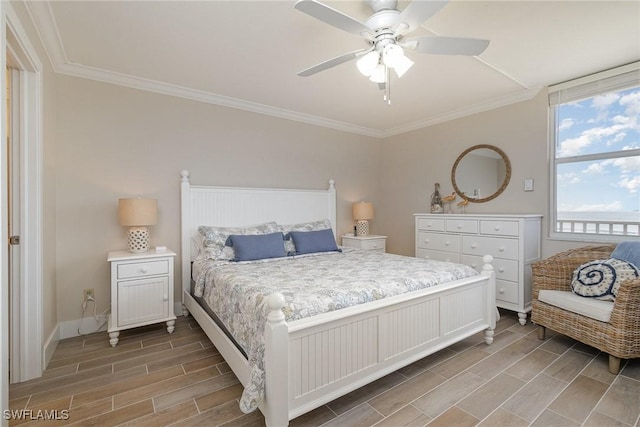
[
  {"left": 341, "top": 235, "right": 387, "bottom": 253},
  {"left": 107, "top": 248, "right": 177, "bottom": 346}
]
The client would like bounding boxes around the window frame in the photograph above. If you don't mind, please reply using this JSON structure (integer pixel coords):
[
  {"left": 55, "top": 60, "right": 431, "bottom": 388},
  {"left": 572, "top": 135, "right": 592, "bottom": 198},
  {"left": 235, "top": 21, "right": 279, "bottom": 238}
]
[{"left": 548, "top": 63, "right": 640, "bottom": 243}]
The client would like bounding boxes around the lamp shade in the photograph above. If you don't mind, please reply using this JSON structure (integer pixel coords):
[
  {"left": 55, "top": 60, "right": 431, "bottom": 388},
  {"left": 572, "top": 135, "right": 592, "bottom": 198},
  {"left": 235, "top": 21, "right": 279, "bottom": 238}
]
[
  {"left": 352, "top": 202, "right": 374, "bottom": 220},
  {"left": 118, "top": 198, "right": 158, "bottom": 227}
]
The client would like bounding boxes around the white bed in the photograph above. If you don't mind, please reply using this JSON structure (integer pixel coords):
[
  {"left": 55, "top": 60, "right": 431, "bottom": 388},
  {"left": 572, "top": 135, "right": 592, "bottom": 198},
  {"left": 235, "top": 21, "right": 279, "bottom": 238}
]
[{"left": 179, "top": 170, "right": 496, "bottom": 427}]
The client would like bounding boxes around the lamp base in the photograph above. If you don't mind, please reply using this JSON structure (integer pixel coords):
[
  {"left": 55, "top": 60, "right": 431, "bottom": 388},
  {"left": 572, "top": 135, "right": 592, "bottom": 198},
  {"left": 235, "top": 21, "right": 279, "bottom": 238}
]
[
  {"left": 128, "top": 226, "right": 150, "bottom": 253},
  {"left": 356, "top": 220, "right": 370, "bottom": 236}
]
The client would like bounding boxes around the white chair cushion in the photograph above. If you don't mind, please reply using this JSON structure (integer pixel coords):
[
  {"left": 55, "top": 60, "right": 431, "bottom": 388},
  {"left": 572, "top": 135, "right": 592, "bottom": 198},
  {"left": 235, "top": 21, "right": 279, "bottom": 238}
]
[{"left": 538, "top": 290, "right": 614, "bottom": 323}]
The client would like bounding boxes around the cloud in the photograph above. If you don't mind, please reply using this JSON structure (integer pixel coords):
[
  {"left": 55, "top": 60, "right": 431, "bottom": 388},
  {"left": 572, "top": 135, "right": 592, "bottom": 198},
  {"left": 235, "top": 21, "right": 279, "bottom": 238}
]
[
  {"left": 591, "top": 93, "right": 620, "bottom": 122},
  {"left": 618, "top": 176, "right": 640, "bottom": 193},
  {"left": 563, "top": 200, "right": 624, "bottom": 212},
  {"left": 582, "top": 163, "right": 607, "bottom": 175},
  {"left": 559, "top": 118, "right": 575, "bottom": 131},
  {"left": 557, "top": 171, "right": 581, "bottom": 185},
  {"left": 557, "top": 88, "right": 639, "bottom": 156}
]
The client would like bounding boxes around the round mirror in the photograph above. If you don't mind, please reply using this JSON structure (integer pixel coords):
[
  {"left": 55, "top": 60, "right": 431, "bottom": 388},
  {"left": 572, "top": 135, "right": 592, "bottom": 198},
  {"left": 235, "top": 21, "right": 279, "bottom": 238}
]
[{"left": 451, "top": 144, "right": 511, "bottom": 203}]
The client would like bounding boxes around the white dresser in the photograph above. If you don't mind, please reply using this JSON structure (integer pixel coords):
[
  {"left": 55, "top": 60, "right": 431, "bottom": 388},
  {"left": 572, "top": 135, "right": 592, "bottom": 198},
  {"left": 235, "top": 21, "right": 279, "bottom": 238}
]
[{"left": 414, "top": 214, "right": 542, "bottom": 324}]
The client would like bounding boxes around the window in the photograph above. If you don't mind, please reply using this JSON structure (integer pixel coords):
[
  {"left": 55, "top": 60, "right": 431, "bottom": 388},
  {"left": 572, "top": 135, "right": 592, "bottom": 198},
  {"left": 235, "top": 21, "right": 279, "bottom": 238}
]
[{"left": 549, "top": 63, "right": 640, "bottom": 241}]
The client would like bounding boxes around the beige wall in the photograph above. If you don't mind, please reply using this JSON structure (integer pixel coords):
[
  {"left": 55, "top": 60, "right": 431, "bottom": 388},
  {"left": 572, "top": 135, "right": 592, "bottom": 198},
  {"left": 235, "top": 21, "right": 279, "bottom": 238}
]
[
  {"left": 377, "top": 90, "right": 602, "bottom": 258},
  {"left": 53, "top": 75, "right": 382, "bottom": 322}
]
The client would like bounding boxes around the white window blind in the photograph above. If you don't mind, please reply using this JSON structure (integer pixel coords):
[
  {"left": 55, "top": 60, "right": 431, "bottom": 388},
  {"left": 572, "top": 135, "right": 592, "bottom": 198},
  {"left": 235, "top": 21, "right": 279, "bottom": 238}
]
[{"left": 549, "top": 62, "right": 640, "bottom": 106}]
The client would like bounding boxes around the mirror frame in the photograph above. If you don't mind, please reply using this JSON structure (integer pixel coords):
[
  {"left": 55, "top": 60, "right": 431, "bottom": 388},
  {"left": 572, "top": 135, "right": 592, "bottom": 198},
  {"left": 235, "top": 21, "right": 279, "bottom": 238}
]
[{"left": 451, "top": 144, "right": 512, "bottom": 203}]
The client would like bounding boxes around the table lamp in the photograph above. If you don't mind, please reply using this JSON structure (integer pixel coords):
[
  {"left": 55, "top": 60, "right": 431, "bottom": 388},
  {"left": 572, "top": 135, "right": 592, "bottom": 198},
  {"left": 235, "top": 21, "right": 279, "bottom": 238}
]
[
  {"left": 353, "top": 201, "right": 374, "bottom": 236},
  {"left": 118, "top": 198, "right": 158, "bottom": 253}
]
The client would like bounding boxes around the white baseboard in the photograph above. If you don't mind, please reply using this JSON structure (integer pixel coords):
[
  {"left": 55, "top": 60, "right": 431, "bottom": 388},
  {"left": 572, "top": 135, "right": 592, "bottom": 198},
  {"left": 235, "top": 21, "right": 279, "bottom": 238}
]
[
  {"left": 43, "top": 323, "right": 60, "bottom": 370},
  {"left": 59, "top": 316, "right": 109, "bottom": 340}
]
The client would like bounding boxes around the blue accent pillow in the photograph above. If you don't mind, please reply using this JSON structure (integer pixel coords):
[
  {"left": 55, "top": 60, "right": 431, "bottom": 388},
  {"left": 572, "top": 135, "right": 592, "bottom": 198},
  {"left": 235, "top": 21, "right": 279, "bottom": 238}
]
[
  {"left": 226, "top": 232, "right": 286, "bottom": 262},
  {"left": 611, "top": 241, "right": 640, "bottom": 270},
  {"left": 289, "top": 229, "right": 341, "bottom": 255}
]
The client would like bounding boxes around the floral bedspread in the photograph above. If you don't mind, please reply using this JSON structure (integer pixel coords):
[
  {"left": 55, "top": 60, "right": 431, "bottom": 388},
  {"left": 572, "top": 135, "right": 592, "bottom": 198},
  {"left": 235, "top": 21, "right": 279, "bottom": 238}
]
[{"left": 192, "top": 248, "right": 478, "bottom": 413}]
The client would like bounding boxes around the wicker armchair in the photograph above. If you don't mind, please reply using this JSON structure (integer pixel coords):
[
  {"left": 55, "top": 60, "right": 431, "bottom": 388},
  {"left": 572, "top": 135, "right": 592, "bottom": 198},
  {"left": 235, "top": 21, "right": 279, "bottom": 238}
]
[{"left": 531, "top": 245, "right": 640, "bottom": 374}]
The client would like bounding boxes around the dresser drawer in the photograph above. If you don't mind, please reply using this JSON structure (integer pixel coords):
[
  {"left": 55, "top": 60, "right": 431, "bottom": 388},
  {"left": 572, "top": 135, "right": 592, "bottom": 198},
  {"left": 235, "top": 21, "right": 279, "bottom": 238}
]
[
  {"left": 480, "top": 220, "right": 519, "bottom": 237},
  {"left": 495, "top": 280, "right": 519, "bottom": 305},
  {"left": 416, "top": 217, "right": 445, "bottom": 232},
  {"left": 416, "top": 248, "right": 460, "bottom": 263},
  {"left": 417, "top": 232, "right": 460, "bottom": 252},
  {"left": 446, "top": 219, "right": 478, "bottom": 234},
  {"left": 117, "top": 260, "right": 169, "bottom": 279},
  {"left": 461, "top": 255, "right": 519, "bottom": 282},
  {"left": 462, "top": 236, "right": 518, "bottom": 260}
]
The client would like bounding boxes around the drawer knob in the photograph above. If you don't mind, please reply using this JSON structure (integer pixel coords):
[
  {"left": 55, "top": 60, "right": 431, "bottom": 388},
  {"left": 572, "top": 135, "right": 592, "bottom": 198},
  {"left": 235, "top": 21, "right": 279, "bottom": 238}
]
[
  {"left": 498, "top": 247, "right": 505, "bottom": 252},
  {"left": 424, "top": 239, "right": 430, "bottom": 244},
  {"left": 140, "top": 267, "right": 149, "bottom": 273},
  {"left": 499, "top": 288, "right": 505, "bottom": 294},
  {"left": 471, "top": 243, "right": 477, "bottom": 249},
  {"left": 445, "top": 241, "right": 450, "bottom": 246},
  {"left": 494, "top": 226, "right": 501, "bottom": 231},
  {"left": 372, "top": 244, "right": 378, "bottom": 248},
  {"left": 457, "top": 225, "right": 463, "bottom": 229},
  {"left": 163, "top": 295, "right": 168, "bottom": 301},
  {"left": 499, "top": 267, "right": 505, "bottom": 273},
  {"left": 471, "top": 263, "right": 477, "bottom": 268}
]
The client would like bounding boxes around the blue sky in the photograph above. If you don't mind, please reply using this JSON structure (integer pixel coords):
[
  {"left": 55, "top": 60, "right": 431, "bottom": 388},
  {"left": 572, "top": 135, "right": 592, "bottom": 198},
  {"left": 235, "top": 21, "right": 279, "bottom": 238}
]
[{"left": 556, "top": 86, "right": 640, "bottom": 216}]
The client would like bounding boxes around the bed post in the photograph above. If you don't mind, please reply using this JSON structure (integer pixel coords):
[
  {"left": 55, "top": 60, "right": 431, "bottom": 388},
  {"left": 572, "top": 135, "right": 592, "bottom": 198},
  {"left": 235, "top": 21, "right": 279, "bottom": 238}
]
[
  {"left": 180, "top": 170, "right": 191, "bottom": 317},
  {"left": 327, "top": 179, "right": 337, "bottom": 235},
  {"left": 263, "top": 293, "right": 289, "bottom": 427},
  {"left": 481, "top": 255, "right": 496, "bottom": 345}
]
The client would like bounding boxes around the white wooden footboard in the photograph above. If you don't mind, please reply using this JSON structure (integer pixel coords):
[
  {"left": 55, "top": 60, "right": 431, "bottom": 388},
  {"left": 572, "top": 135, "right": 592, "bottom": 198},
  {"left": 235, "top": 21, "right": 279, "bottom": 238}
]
[{"left": 262, "top": 258, "right": 496, "bottom": 426}]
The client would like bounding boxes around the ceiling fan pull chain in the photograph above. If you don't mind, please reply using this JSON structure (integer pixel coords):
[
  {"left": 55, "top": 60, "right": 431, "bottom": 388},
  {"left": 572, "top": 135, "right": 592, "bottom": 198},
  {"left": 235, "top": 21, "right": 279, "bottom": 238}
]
[{"left": 385, "top": 66, "right": 391, "bottom": 105}]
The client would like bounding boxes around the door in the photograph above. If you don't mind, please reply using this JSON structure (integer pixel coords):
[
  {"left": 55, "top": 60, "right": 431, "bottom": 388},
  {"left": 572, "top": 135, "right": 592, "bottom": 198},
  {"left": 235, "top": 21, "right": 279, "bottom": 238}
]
[{"left": 6, "top": 66, "right": 21, "bottom": 383}]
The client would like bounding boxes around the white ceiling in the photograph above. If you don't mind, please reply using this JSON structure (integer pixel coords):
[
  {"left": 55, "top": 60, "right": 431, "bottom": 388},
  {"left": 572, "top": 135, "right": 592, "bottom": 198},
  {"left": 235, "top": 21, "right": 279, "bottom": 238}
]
[{"left": 25, "top": 0, "right": 640, "bottom": 137}]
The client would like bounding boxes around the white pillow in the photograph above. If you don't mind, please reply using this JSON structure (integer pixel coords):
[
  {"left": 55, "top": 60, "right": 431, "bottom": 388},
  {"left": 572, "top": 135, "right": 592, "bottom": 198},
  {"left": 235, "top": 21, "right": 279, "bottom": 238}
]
[{"left": 571, "top": 258, "right": 639, "bottom": 301}]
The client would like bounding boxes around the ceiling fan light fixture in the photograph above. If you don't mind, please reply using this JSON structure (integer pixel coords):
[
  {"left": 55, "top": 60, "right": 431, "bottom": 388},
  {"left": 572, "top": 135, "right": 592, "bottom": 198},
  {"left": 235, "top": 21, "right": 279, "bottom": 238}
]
[
  {"left": 356, "top": 50, "right": 380, "bottom": 76},
  {"left": 369, "top": 64, "right": 387, "bottom": 83},
  {"left": 392, "top": 54, "right": 414, "bottom": 78},
  {"left": 381, "top": 44, "right": 403, "bottom": 68}
]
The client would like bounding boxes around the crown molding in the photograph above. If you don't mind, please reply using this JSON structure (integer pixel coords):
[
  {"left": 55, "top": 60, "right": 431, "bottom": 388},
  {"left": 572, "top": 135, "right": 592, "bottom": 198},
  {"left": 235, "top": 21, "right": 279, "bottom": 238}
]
[
  {"left": 23, "top": 0, "right": 539, "bottom": 139},
  {"left": 379, "top": 87, "right": 542, "bottom": 138}
]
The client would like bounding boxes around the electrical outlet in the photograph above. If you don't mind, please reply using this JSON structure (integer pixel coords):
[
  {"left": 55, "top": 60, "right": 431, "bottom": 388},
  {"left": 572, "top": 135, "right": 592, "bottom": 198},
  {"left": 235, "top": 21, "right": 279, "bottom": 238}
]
[{"left": 83, "top": 288, "right": 94, "bottom": 301}]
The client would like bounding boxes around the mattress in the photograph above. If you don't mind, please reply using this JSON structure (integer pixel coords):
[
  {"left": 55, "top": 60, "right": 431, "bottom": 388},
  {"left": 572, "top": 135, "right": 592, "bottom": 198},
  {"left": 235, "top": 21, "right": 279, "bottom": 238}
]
[{"left": 191, "top": 248, "right": 478, "bottom": 413}]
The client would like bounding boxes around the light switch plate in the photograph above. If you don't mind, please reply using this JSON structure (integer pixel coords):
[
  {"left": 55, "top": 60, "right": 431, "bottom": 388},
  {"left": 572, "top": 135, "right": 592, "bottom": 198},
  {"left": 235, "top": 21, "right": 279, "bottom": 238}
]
[{"left": 524, "top": 178, "right": 534, "bottom": 191}]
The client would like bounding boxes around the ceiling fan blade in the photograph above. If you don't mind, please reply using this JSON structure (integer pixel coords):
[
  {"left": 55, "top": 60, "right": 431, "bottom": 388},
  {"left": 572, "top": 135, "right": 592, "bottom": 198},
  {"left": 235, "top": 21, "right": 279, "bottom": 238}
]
[
  {"left": 396, "top": 0, "right": 448, "bottom": 35},
  {"left": 298, "top": 49, "right": 367, "bottom": 77},
  {"left": 404, "top": 36, "right": 489, "bottom": 56},
  {"left": 294, "top": 0, "right": 372, "bottom": 37}
]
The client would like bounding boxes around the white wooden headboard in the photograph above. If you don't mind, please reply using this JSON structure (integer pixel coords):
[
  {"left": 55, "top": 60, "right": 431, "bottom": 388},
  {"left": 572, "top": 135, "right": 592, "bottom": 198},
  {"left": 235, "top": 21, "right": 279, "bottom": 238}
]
[{"left": 180, "top": 170, "right": 337, "bottom": 294}]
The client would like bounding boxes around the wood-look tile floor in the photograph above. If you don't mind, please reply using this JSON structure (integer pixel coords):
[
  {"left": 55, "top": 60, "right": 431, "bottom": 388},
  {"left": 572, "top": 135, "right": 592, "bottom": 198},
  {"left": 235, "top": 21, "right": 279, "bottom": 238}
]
[{"left": 8, "top": 311, "right": 640, "bottom": 426}]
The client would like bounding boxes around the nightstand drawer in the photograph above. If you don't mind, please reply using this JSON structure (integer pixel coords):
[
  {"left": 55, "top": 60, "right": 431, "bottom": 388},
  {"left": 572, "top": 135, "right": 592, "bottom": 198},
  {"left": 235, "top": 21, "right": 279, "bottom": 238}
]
[
  {"left": 359, "top": 239, "right": 386, "bottom": 251},
  {"left": 117, "top": 260, "right": 169, "bottom": 279}
]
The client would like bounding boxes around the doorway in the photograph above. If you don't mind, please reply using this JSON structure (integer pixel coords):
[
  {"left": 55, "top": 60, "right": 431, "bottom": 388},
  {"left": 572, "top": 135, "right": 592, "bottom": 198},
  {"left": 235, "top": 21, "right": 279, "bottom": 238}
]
[{"left": 3, "top": 4, "right": 44, "bottom": 386}]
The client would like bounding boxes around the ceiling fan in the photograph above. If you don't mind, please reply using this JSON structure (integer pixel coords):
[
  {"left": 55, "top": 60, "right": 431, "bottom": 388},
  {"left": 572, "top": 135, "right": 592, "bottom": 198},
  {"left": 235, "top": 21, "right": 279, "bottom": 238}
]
[{"left": 294, "top": 0, "right": 490, "bottom": 104}]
